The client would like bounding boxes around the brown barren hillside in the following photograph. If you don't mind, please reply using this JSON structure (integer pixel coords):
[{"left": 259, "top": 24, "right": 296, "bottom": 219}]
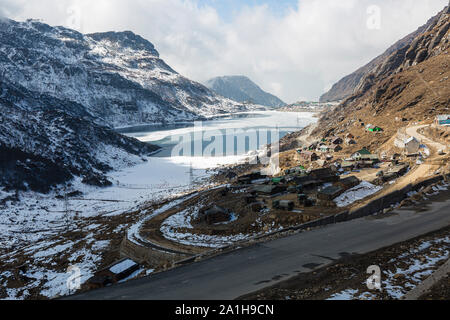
[{"left": 312, "top": 4, "right": 450, "bottom": 153}]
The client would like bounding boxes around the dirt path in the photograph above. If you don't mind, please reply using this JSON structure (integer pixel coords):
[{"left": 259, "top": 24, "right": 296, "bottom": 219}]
[
  {"left": 406, "top": 124, "right": 448, "bottom": 153},
  {"left": 296, "top": 122, "right": 318, "bottom": 146}
]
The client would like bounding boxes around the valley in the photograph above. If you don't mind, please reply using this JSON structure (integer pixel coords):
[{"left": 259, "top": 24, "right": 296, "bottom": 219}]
[{"left": 0, "top": 2, "right": 449, "bottom": 302}]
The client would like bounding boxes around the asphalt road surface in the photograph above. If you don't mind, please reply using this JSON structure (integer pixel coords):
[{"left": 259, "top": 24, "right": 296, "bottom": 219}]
[{"left": 68, "top": 196, "right": 450, "bottom": 300}]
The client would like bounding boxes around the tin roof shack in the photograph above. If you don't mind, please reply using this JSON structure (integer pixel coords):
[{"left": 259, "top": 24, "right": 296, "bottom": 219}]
[
  {"left": 345, "top": 133, "right": 355, "bottom": 140},
  {"left": 298, "top": 151, "right": 319, "bottom": 162},
  {"left": 356, "top": 155, "right": 380, "bottom": 168},
  {"left": 319, "top": 145, "right": 330, "bottom": 153},
  {"left": 436, "top": 115, "right": 450, "bottom": 127},
  {"left": 309, "top": 168, "right": 340, "bottom": 183},
  {"left": 293, "top": 176, "right": 321, "bottom": 193},
  {"left": 389, "top": 163, "right": 409, "bottom": 177},
  {"left": 249, "top": 201, "right": 266, "bottom": 213},
  {"left": 273, "top": 200, "right": 295, "bottom": 211},
  {"left": 336, "top": 176, "right": 360, "bottom": 191},
  {"left": 331, "top": 137, "right": 343, "bottom": 145},
  {"left": 87, "top": 259, "right": 140, "bottom": 289},
  {"left": 198, "top": 205, "right": 232, "bottom": 225},
  {"left": 298, "top": 194, "right": 315, "bottom": 207},
  {"left": 341, "top": 161, "right": 355, "bottom": 170},
  {"left": 346, "top": 138, "right": 357, "bottom": 145},
  {"left": 352, "top": 148, "right": 373, "bottom": 161},
  {"left": 395, "top": 133, "right": 421, "bottom": 155},
  {"left": 252, "top": 185, "right": 287, "bottom": 197},
  {"left": 237, "top": 171, "right": 264, "bottom": 184},
  {"left": 366, "top": 125, "right": 383, "bottom": 132},
  {"left": 404, "top": 137, "right": 420, "bottom": 155},
  {"left": 372, "top": 163, "right": 409, "bottom": 185},
  {"left": 285, "top": 166, "right": 306, "bottom": 175},
  {"left": 306, "top": 142, "right": 319, "bottom": 151},
  {"left": 318, "top": 185, "right": 343, "bottom": 200}
]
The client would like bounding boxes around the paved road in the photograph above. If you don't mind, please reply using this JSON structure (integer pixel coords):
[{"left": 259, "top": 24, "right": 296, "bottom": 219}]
[
  {"left": 68, "top": 196, "right": 450, "bottom": 300},
  {"left": 406, "top": 125, "right": 448, "bottom": 152}
]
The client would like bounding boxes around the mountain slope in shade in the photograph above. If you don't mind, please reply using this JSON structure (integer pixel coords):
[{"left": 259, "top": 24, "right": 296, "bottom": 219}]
[
  {"left": 0, "top": 78, "right": 159, "bottom": 194},
  {"left": 205, "top": 76, "right": 286, "bottom": 108},
  {"left": 313, "top": 4, "right": 450, "bottom": 153},
  {"left": 320, "top": 9, "right": 444, "bottom": 102},
  {"left": 0, "top": 19, "right": 246, "bottom": 128}
]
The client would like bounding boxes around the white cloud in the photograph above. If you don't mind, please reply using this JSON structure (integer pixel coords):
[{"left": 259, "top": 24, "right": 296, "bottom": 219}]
[{"left": 0, "top": 0, "right": 448, "bottom": 102}]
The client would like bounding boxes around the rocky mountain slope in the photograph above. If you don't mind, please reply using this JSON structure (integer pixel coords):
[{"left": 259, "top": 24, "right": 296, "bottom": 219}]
[
  {"left": 0, "top": 18, "right": 254, "bottom": 194},
  {"left": 0, "top": 19, "right": 246, "bottom": 128},
  {"left": 313, "top": 4, "right": 450, "bottom": 151},
  {"left": 205, "top": 76, "right": 286, "bottom": 108},
  {"left": 320, "top": 10, "right": 444, "bottom": 103},
  {"left": 0, "top": 79, "right": 159, "bottom": 194}
]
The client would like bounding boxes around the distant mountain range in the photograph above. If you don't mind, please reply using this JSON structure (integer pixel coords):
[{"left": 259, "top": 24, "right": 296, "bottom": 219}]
[{"left": 205, "top": 76, "right": 286, "bottom": 108}]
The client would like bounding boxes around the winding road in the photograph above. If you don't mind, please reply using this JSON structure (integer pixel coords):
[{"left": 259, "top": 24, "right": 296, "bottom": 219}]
[
  {"left": 66, "top": 123, "right": 449, "bottom": 300},
  {"left": 68, "top": 193, "right": 450, "bottom": 300}
]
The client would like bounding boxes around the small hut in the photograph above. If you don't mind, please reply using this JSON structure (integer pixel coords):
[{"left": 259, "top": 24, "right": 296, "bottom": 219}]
[
  {"left": 198, "top": 205, "right": 232, "bottom": 225},
  {"left": 299, "top": 151, "right": 319, "bottom": 162}
]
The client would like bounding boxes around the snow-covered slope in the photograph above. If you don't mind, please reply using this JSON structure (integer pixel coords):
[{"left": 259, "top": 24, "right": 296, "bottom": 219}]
[
  {"left": 205, "top": 75, "right": 286, "bottom": 108},
  {"left": 0, "top": 19, "right": 247, "bottom": 128},
  {"left": 0, "top": 80, "right": 159, "bottom": 193}
]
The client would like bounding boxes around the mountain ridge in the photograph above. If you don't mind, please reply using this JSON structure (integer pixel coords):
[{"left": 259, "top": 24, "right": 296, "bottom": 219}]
[
  {"left": 0, "top": 19, "right": 247, "bottom": 128},
  {"left": 312, "top": 4, "right": 450, "bottom": 152},
  {"left": 205, "top": 75, "right": 286, "bottom": 108}
]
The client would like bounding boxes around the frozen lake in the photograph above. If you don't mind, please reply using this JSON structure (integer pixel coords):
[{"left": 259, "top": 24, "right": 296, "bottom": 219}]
[{"left": 119, "top": 111, "right": 317, "bottom": 158}]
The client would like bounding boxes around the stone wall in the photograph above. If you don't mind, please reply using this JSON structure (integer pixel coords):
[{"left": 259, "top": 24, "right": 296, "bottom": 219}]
[{"left": 120, "top": 236, "right": 192, "bottom": 266}]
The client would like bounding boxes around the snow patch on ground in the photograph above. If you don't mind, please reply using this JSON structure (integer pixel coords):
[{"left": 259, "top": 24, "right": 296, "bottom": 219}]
[
  {"left": 324, "top": 235, "right": 450, "bottom": 300},
  {"left": 334, "top": 181, "right": 383, "bottom": 207},
  {"left": 327, "top": 289, "right": 359, "bottom": 300},
  {"left": 161, "top": 229, "right": 250, "bottom": 249}
]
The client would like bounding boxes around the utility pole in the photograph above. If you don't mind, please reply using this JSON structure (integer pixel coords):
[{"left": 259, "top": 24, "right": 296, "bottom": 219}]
[
  {"left": 189, "top": 161, "right": 194, "bottom": 186},
  {"left": 64, "top": 186, "right": 70, "bottom": 231}
]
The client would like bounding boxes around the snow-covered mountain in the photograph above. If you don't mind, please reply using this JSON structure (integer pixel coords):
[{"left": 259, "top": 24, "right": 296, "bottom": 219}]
[
  {"left": 0, "top": 19, "right": 247, "bottom": 128},
  {"left": 0, "top": 19, "right": 255, "bottom": 193},
  {"left": 0, "top": 79, "right": 159, "bottom": 194},
  {"left": 205, "top": 76, "right": 286, "bottom": 108}
]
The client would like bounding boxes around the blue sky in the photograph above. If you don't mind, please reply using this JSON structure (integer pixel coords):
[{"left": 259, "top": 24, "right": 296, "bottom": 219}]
[{"left": 196, "top": 0, "right": 299, "bottom": 21}]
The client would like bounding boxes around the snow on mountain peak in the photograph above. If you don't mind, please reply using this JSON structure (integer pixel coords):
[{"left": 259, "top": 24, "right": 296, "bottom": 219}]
[{"left": 0, "top": 19, "right": 248, "bottom": 128}]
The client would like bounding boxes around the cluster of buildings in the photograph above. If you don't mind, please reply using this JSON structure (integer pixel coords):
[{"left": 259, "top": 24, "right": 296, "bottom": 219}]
[
  {"left": 232, "top": 166, "right": 365, "bottom": 212},
  {"left": 296, "top": 134, "right": 353, "bottom": 164}
]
